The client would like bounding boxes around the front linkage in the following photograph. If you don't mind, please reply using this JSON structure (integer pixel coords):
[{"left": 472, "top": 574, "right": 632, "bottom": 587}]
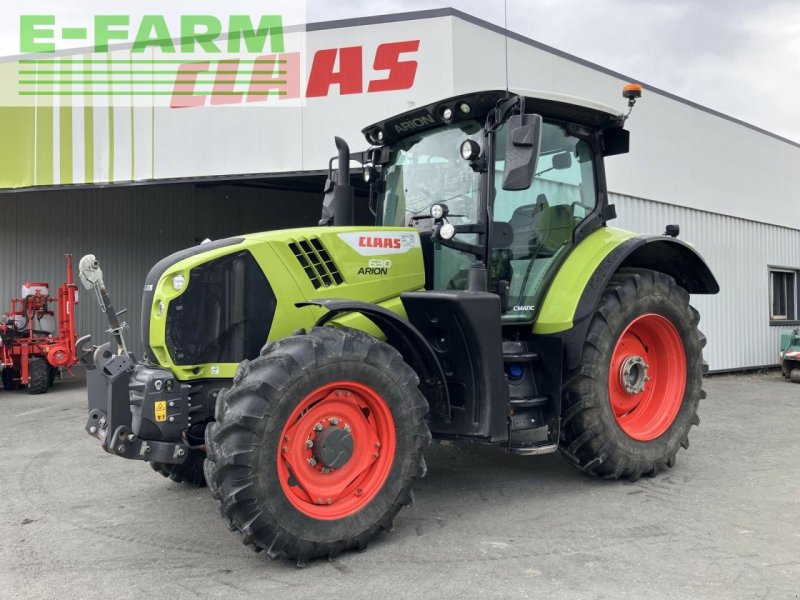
[{"left": 78, "top": 255, "right": 213, "bottom": 470}]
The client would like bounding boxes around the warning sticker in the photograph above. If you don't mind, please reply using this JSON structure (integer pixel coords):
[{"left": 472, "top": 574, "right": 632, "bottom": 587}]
[{"left": 154, "top": 401, "right": 167, "bottom": 423}]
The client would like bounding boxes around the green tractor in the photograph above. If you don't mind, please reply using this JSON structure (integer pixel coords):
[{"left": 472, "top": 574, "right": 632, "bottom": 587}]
[{"left": 79, "top": 85, "right": 719, "bottom": 566}]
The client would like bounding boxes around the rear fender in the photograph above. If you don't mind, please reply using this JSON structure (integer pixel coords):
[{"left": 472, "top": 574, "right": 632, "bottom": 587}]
[{"left": 533, "top": 228, "right": 719, "bottom": 371}]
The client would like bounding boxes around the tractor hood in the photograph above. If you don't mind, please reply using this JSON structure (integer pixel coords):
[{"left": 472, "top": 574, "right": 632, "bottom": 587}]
[{"left": 140, "top": 227, "right": 425, "bottom": 380}]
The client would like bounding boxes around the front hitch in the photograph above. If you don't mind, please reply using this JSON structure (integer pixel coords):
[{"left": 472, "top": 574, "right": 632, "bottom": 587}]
[{"left": 84, "top": 342, "right": 191, "bottom": 465}]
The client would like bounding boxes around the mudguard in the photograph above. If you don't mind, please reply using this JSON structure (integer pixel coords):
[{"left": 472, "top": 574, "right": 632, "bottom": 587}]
[
  {"left": 533, "top": 227, "right": 719, "bottom": 370},
  {"left": 297, "top": 298, "right": 451, "bottom": 420}
]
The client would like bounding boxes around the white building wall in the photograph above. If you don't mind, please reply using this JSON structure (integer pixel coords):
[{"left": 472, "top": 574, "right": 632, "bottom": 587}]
[
  {"left": 450, "top": 16, "right": 800, "bottom": 229},
  {"left": 612, "top": 193, "right": 800, "bottom": 371}
]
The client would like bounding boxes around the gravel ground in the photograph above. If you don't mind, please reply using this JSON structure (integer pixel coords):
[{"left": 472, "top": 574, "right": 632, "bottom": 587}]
[{"left": 0, "top": 371, "right": 798, "bottom": 600}]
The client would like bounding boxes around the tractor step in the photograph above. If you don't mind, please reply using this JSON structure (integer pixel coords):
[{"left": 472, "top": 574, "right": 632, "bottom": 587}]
[
  {"left": 509, "top": 395, "right": 548, "bottom": 408},
  {"left": 503, "top": 352, "right": 539, "bottom": 363},
  {"left": 508, "top": 442, "right": 558, "bottom": 456}
]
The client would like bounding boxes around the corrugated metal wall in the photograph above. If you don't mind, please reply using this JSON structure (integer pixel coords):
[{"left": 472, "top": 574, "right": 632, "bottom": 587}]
[
  {"left": 611, "top": 192, "right": 800, "bottom": 371},
  {"left": 2, "top": 184, "right": 794, "bottom": 372},
  {"left": 0, "top": 183, "right": 322, "bottom": 359}
]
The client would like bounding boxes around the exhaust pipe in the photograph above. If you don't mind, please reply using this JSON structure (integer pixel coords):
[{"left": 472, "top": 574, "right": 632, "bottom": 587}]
[{"left": 332, "top": 136, "right": 354, "bottom": 227}]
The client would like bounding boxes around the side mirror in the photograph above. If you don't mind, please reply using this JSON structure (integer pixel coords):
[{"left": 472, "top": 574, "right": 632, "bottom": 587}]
[{"left": 502, "top": 114, "right": 543, "bottom": 191}]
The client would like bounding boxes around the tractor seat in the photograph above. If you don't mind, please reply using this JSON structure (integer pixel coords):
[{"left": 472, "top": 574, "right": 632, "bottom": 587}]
[{"left": 508, "top": 195, "right": 574, "bottom": 259}]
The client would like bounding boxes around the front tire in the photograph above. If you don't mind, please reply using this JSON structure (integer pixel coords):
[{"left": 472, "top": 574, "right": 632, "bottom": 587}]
[
  {"left": 560, "top": 268, "right": 706, "bottom": 481},
  {"left": 205, "top": 326, "right": 430, "bottom": 566},
  {"left": 150, "top": 450, "right": 207, "bottom": 486}
]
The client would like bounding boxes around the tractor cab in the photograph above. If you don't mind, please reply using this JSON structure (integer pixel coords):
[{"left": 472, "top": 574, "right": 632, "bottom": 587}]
[{"left": 363, "top": 90, "right": 627, "bottom": 325}]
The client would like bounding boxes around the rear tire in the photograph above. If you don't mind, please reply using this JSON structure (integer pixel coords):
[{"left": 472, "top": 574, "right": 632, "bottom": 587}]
[
  {"left": 205, "top": 326, "right": 430, "bottom": 566},
  {"left": 27, "top": 358, "right": 49, "bottom": 395},
  {"left": 2, "top": 368, "right": 17, "bottom": 391},
  {"left": 560, "top": 268, "right": 705, "bottom": 481},
  {"left": 150, "top": 450, "right": 207, "bottom": 486}
]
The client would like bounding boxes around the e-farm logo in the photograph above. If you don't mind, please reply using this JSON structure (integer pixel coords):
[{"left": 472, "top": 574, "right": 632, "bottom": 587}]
[
  {"left": 19, "top": 14, "right": 286, "bottom": 55},
  {"left": 15, "top": 11, "right": 421, "bottom": 108}
]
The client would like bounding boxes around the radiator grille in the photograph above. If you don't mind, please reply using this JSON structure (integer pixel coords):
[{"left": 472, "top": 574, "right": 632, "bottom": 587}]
[{"left": 288, "top": 238, "right": 343, "bottom": 289}]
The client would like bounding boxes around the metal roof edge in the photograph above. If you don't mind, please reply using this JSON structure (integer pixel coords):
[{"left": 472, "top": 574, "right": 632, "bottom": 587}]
[{"left": 306, "top": 7, "right": 800, "bottom": 150}]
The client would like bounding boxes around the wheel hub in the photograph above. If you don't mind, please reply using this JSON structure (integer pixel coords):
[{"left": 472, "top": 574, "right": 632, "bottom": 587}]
[
  {"left": 312, "top": 423, "right": 354, "bottom": 468},
  {"left": 619, "top": 355, "right": 649, "bottom": 394}
]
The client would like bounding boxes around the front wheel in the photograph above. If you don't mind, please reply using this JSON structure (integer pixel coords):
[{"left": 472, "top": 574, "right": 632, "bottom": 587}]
[
  {"left": 150, "top": 450, "right": 207, "bottom": 486},
  {"left": 205, "top": 327, "right": 430, "bottom": 566},
  {"left": 560, "top": 268, "right": 706, "bottom": 481}
]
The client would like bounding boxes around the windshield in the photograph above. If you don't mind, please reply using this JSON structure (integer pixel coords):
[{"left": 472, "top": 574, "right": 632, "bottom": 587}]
[{"left": 381, "top": 121, "right": 482, "bottom": 226}]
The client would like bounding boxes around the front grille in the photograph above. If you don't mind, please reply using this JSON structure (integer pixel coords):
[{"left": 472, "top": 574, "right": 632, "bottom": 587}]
[
  {"left": 289, "top": 238, "right": 343, "bottom": 289},
  {"left": 165, "top": 251, "right": 275, "bottom": 365}
]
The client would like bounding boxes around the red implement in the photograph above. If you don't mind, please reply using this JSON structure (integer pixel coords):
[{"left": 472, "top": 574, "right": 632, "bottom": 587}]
[{"left": 0, "top": 255, "right": 80, "bottom": 393}]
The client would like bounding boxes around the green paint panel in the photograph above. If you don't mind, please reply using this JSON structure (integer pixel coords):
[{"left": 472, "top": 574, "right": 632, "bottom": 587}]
[
  {"left": 0, "top": 108, "right": 36, "bottom": 188},
  {"left": 107, "top": 105, "right": 115, "bottom": 181},
  {"left": 147, "top": 226, "right": 425, "bottom": 380},
  {"left": 83, "top": 105, "right": 94, "bottom": 182},
  {"left": 533, "top": 227, "right": 637, "bottom": 334},
  {"left": 35, "top": 106, "right": 53, "bottom": 185},
  {"left": 59, "top": 106, "right": 73, "bottom": 184}
]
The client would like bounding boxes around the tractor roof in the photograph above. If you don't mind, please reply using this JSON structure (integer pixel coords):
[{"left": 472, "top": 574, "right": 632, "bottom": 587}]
[{"left": 363, "top": 89, "right": 624, "bottom": 145}]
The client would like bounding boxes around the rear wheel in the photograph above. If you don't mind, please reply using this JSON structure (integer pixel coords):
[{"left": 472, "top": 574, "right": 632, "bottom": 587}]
[
  {"left": 205, "top": 326, "right": 430, "bottom": 566},
  {"left": 2, "top": 368, "right": 17, "bottom": 391},
  {"left": 27, "top": 358, "right": 49, "bottom": 395},
  {"left": 560, "top": 268, "right": 705, "bottom": 480}
]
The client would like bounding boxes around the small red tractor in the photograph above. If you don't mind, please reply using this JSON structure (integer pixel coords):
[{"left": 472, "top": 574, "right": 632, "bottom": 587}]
[{"left": 0, "top": 255, "right": 80, "bottom": 394}]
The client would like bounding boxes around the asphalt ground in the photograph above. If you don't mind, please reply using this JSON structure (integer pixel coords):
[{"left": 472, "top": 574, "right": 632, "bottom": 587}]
[{"left": 0, "top": 371, "right": 798, "bottom": 600}]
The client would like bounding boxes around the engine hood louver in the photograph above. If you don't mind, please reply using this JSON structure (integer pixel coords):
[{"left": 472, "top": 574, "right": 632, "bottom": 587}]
[{"left": 289, "top": 238, "right": 343, "bottom": 289}]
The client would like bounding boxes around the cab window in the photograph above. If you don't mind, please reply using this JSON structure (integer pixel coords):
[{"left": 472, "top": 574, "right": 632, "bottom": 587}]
[{"left": 492, "top": 121, "right": 597, "bottom": 321}]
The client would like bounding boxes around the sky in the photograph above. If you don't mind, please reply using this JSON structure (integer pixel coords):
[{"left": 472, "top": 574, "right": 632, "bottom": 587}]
[{"left": 308, "top": 0, "right": 800, "bottom": 144}]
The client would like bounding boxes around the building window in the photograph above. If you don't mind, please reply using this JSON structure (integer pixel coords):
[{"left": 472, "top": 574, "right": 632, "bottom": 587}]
[{"left": 770, "top": 269, "right": 797, "bottom": 321}]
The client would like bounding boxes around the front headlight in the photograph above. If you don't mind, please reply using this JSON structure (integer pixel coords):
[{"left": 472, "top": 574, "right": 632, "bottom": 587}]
[{"left": 172, "top": 274, "right": 186, "bottom": 291}]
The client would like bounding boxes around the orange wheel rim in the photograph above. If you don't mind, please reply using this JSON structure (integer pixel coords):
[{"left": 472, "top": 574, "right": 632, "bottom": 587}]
[
  {"left": 277, "top": 381, "right": 396, "bottom": 519},
  {"left": 608, "top": 314, "right": 686, "bottom": 441}
]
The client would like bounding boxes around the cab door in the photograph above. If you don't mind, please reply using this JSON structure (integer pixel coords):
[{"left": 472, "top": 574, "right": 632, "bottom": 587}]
[{"left": 491, "top": 120, "right": 598, "bottom": 323}]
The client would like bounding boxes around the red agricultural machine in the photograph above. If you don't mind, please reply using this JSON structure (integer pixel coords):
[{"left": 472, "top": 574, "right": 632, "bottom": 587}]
[{"left": 0, "top": 255, "right": 80, "bottom": 394}]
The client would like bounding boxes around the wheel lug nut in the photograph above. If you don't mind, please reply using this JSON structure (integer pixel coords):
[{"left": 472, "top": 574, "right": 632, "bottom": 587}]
[
  {"left": 305, "top": 439, "right": 314, "bottom": 448},
  {"left": 308, "top": 457, "right": 317, "bottom": 466},
  {"left": 355, "top": 488, "right": 363, "bottom": 496},
  {"left": 314, "top": 423, "right": 323, "bottom": 432},
  {"left": 315, "top": 497, "right": 323, "bottom": 504},
  {"left": 282, "top": 446, "right": 288, "bottom": 453},
  {"left": 344, "top": 425, "right": 351, "bottom": 433},
  {"left": 373, "top": 451, "right": 379, "bottom": 458},
  {"left": 330, "top": 417, "right": 339, "bottom": 426},
  {"left": 374, "top": 441, "right": 381, "bottom": 448},
  {"left": 325, "top": 498, "right": 332, "bottom": 505}
]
